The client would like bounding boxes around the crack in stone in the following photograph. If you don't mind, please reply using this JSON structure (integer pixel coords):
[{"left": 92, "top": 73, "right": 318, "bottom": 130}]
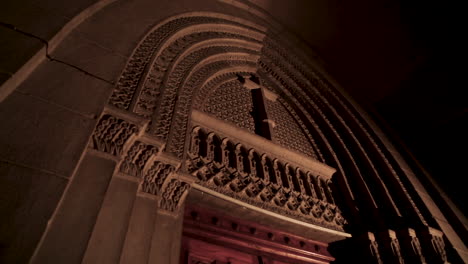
[{"left": 0, "top": 21, "right": 116, "bottom": 86}]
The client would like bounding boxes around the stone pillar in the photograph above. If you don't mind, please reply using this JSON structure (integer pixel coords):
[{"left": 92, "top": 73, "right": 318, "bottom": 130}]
[
  {"left": 397, "top": 228, "right": 426, "bottom": 264},
  {"left": 119, "top": 193, "right": 158, "bottom": 264},
  {"left": 30, "top": 109, "right": 147, "bottom": 264},
  {"left": 82, "top": 140, "right": 159, "bottom": 264},
  {"left": 30, "top": 152, "right": 118, "bottom": 264},
  {"left": 377, "top": 229, "right": 405, "bottom": 264},
  {"left": 359, "top": 232, "right": 383, "bottom": 264},
  {"left": 147, "top": 208, "right": 185, "bottom": 264},
  {"left": 419, "top": 227, "right": 450, "bottom": 264}
]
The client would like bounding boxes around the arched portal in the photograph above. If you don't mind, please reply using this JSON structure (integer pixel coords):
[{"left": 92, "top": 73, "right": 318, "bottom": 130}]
[{"left": 1, "top": 2, "right": 463, "bottom": 263}]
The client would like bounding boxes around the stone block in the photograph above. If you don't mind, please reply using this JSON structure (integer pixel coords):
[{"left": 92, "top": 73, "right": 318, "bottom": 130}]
[
  {"left": 120, "top": 195, "right": 158, "bottom": 264},
  {"left": 0, "top": 27, "right": 43, "bottom": 77},
  {"left": 82, "top": 177, "right": 138, "bottom": 264},
  {"left": 148, "top": 211, "right": 184, "bottom": 264},
  {"left": 0, "top": 161, "right": 67, "bottom": 263},
  {"left": 0, "top": 92, "right": 96, "bottom": 176},
  {"left": 31, "top": 153, "right": 116, "bottom": 264},
  {"left": 51, "top": 32, "right": 128, "bottom": 83},
  {"left": 16, "top": 60, "right": 113, "bottom": 116},
  {"left": 1, "top": 0, "right": 68, "bottom": 40},
  {"left": 31, "top": 0, "right": 99, "bottom": 20}
]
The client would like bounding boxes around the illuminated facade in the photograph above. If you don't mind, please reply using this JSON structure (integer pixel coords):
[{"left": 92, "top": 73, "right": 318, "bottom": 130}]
[{"left": 0, "top": 1, "right": 466, "bottom": 263}]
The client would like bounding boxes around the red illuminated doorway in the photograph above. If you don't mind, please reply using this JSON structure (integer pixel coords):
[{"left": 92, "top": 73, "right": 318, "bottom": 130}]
[{"left": 180, "top": 204, "right": 335, "bottom": 264}]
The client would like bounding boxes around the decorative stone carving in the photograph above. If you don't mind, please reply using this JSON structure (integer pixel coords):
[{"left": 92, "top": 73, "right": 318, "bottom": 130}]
[
  {"left": 378, "top": 229, "right": 405, "bottom": 264},
  {"left": 100, "top": 12, "right": 459, "bottom": 262},
  {"left": 364, "top": 232, "right": 384, "bottom": 264},
  {"left": 165, "top": 60, "right": 257, "bottom": 157},
  {"left": 119, "top": 141, "right": 158, "bottom": 177},
  {"left": 90, "top": 114, "right": 139, "bottom": 156},
  {"left": 185, "top": 126, "right": 346, "bottom": 231},
  {"left": 141, "top": 161, "right": 175, "bottom": 195},
  {"left": 420, "top": 227, "right": 449, "bottom": 264},
  {"left": 152, "top": 47, "right": 257, "bottom": 141},
  {"left": 265, "top": 98, "right": 318, "bottom": 159},
  {"left": 109, "top": 16, "right": 263, "bottom": 111},
  {"left": 202, "top": 79, "right": 255, "bottom": 132},
  {"left": 160, "top": 179, "right": 191, "bottom": 212},
  {"left": 135, "top": 32, "right": 259, "bottom": 119},
  {"left": 397, "top": 228, "right": 426, "bottom": 264}
]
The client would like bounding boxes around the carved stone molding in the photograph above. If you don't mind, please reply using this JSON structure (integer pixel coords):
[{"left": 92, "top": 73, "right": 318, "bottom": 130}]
[
  {"left": 160, "top": 179, "right": 191, "bottom": 212},
  {"left": 141, "top": 160, "right": 175, "bottom": 195},
  {"left": 185, "top": 125, "right": 346, "bottom": 231},
  {"left": 419, "top": 227, "right": 449, "bottom": 264},
  {"left": 89, "top": 106, "right": 150, "bottom": 156},
  {"left": 97, "top": 10, "right": 461, "bottom": 262},
  {"left": 397, "top": 228, "right": 426, "bottom": 264},
  {"left": 377, "top": 229, "right": 405, "bottom": 264},
  {"left": 108, "top": 15, "right": 265, "bottom": 111},
  {"left": 202, "top": 79, "right": 256, "bottom": 133},
  {"left": 119, "top": 141, "right": 158, "bottom": 178},
  {"left": 361, "top": 232, "right": 384, "bottom": 264}
]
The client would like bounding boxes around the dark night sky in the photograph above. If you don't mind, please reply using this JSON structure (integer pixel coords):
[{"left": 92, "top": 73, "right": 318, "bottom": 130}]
[
  {"left": 356, "top": 0, "right": 467, "bottom": 215},
  {"left": 258, "top": 0, "right": 466, "bottom": 215}
]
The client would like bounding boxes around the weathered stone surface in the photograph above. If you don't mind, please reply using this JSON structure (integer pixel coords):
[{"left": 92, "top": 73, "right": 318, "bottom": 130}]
[
  {"left": 1, "top": 1, "right": 69, "bottom": 40},
  {"left": 81, "top": 177, "right": 138, "bottom": 264},
  {"left": 16, "top": 60, "right": 113, "bottom": 116},
  {"left": 0, "top": 161, "right": 67, "bottom": 264},
  {"left": 0, "top": 27, "right": 43, "bottom": 80},
  {"left": 120, "top": 195, "right": 158, "bottom": 264},
  {"left": 31, "top": 153, "right": 116, "bottom": 264},
  {"left": 148, "top": 210, "right": 184, "bottom": 264},
  {"left": 0, "top": 91, "right": 95, "bottom": 177},
  {"left": 50, "top": 32, "right": 128, "bottom": 83}
]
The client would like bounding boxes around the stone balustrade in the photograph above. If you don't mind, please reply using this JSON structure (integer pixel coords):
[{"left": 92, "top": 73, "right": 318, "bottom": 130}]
[{"left": 185, "top": 124, "right": 346, "bottom": 232}]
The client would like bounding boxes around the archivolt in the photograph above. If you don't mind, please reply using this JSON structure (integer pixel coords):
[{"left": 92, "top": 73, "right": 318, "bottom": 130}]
[{"left": 107, "top": 11, "right": 432, "bottom": 231}]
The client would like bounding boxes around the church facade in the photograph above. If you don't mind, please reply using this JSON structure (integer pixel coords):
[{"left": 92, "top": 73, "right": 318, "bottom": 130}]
[{"left": 0, "top": 0, "right": 466, "bottom": 263}]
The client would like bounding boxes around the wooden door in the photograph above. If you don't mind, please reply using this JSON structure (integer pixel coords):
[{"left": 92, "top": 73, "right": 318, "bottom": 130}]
[{"left": 180, "top": 205, "right": 334, "bottom": 264}]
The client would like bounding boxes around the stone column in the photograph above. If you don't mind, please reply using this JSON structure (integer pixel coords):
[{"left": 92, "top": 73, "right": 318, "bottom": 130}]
[
  {"left": 31, "top": 110, "right": 146, "bottom": 264},
  {"left": 419, "top": 227, "right": 450, "bottom": 264}
]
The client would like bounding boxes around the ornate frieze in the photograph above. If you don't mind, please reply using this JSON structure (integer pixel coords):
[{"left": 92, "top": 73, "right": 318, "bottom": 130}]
[
  {"left": 134, "top": 32, "right": 260, "bottom": 119},
  {"left": 397, "top": 228, "right": 426, "bottom": 264},
  {"left": 202, "top": 79, "right": 256, "bottom": 132},
  {"left": 90, "top": 114, "right": 139, "bottom": 156},
  {"left": 160, "top": 179, "right": 191, "bottom": 212},
  {"left": 364, "top": 232, "right": 384, "bottom": 264},
  {"left": 265, "top": 98, "right": 318, "bottom": 159},
  {"left": 151, "top": 47, "right": 258, "bottom": 141},
  {"left": 119, "top": 141, "right": 158, "bottom": 177},
  {"left": 420, "top": 227, "right": 449, "bottom": 264},
  {"left": 185, "top": 126, "right": 346, "bottom": 231},
  {"left": 108, "top": 16, "right": 264, "bottom": 111},
  {"left": 141, "top": 161, "right": 175, "bottom": 195},
  {"left": 164, "top": 60, "right": 258, "bottom": 157}
]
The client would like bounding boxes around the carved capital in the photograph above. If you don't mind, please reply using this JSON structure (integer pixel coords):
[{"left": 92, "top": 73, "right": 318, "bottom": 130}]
[
  {"left": 90, "top": 114, "right": 139, "bottom": 157},
  {"left": 160, "top": 179, "right": 191, "bottom": 212},
  {"left": 362, "top": 232, "right": 384, "bottom": 264},
  {"left": 119, "top": 141, "right": 158, "bottom": 178},
  {"left": 377, "top": 229, "right": 405, "bottom": 264},
  {"left": 141, "top": 160, "right": 175, "bottom": 195},
  {"left": 397, "top": 228, "right": 426, "bottom": 264},
  {"left": 419, "top": 227, "right": 449, "bottom": 264}
]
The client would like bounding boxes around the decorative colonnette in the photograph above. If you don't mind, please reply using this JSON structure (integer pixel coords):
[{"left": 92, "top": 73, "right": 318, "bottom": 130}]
[
  {"left": 184, "top": 126, "right": 347, "bottom": 232},
  {"left": 88, "top": 107, "right": 191, "bottom": 213}
]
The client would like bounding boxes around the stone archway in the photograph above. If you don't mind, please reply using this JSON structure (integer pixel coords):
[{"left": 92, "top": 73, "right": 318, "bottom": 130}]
[{"left": 1, "top": 1, "right": 461, "bottom": 263}]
